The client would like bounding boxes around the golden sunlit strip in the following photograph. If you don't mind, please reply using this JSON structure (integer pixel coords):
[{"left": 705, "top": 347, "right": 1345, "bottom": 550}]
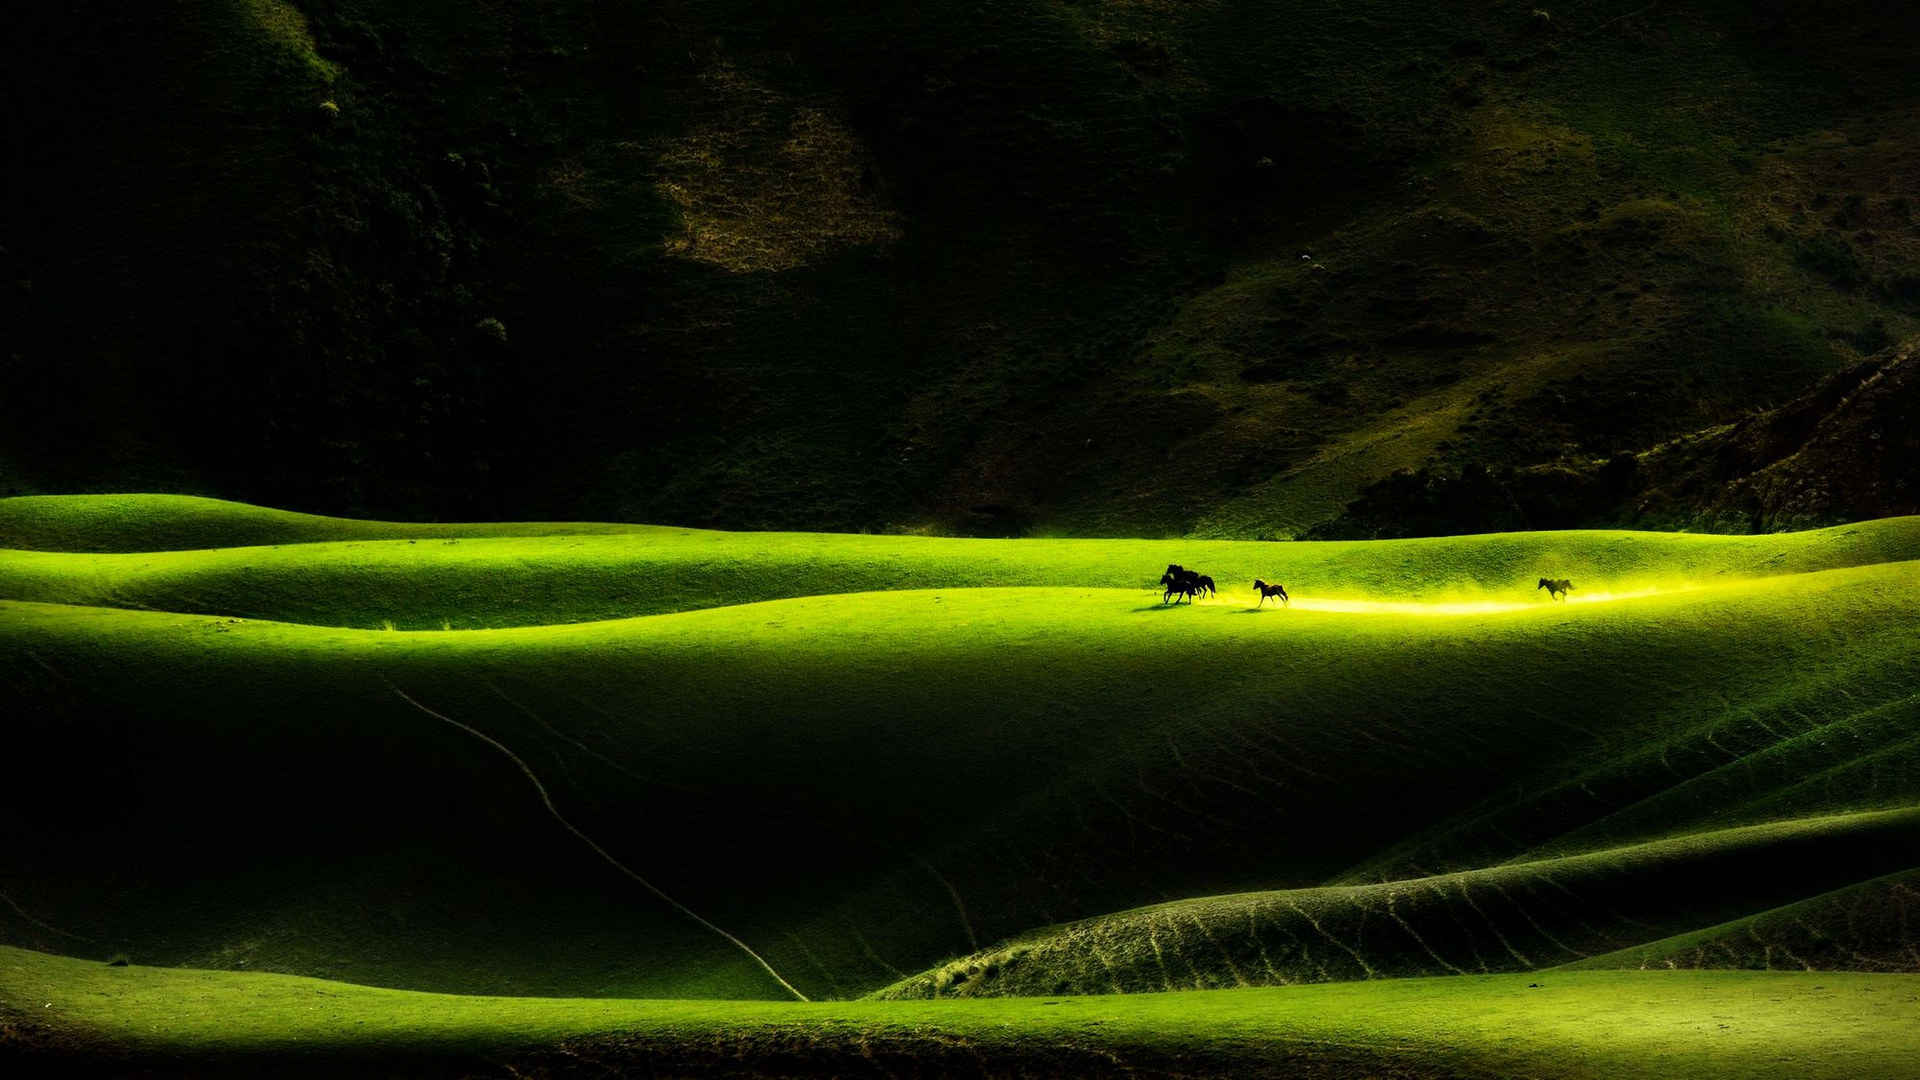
[{"left": 1190, "top": 585, "right": 1707, "bottom": 617}]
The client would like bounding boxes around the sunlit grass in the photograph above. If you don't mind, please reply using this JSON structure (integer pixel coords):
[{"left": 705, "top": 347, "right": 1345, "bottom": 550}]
[
  {"left": 5, "top": 495, "right": 1916, "bottom": 629},
  {"left": 6, "top": 945, "right": 1918, "bottom": 1080},
  {"left": 5, "top": 496, "right": 1918, "bottom": 1077},
  {"left": 5, "top": 553, "right": 1916, "bottom": 1001},
  {"left": 1198, "top": 582, "right": 1695, "bottom": 616}
]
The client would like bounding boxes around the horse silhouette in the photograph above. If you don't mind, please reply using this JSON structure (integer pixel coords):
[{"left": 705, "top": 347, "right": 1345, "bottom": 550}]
[
  {"left": 1161, "top": 564, "right": 1212, "bottom": 603},
  {"left": 1537, "top": 577, "right": 1573, "bottom": 601},
  {"left": 1254, "top": 579, "right": 1289, "bottom": 607}
]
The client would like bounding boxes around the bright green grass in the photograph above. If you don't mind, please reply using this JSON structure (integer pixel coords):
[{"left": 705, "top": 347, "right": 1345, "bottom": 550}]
[
  {"left": 5, "top": 496, "right": 1919, "bottom": 628},
  {"left": 5, "top": 555, "right": 1918, "bottom": 1001},
  {"left": 4, "top": 491, "right": 1919, "bottom": 1076},
  {"left": 5, "top": 946, "right": 1918, "bottom": 1080}
]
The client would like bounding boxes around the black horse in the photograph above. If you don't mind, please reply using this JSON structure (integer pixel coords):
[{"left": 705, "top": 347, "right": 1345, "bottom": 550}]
[
  {"left": 1254, "top": 579, "right": 1289, "bottom": 607},
  {"left": 1161, "top": 564, "right": 1212, "bottom": 603},
  {"left": 1537, "top": 577, "right": 1573, "bottom": 601}
]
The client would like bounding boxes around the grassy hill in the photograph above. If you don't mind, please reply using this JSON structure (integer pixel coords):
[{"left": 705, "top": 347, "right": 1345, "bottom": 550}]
[
  {"left": 7, "top": 494, "right": 1920, "bottom": 626},
  {"left": 4, "top": 496, "right": 1918, "bottom": 1073},
  {"left": 0, "top": 493, "right": 661, "bottom": 553},
  {"left": 1563, "top": 867, "right": 1920, "bottom": 974},
  {"left": 3, "top": 496, "right": 1917, "bottom": 1011},
  {"left": 6, "top": 949, "right": 1919, "bottom": 1079},
  {"left": 8, "top": 4, "right": 1920, "bottom": 534},
  {"left": 875, "top": 809, "right": 1920, "bottom": 998}
]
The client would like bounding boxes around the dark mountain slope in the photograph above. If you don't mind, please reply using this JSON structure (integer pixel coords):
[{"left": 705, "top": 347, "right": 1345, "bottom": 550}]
[
  {"left": 6, "top": 1, "right": 1920, "bottom": 534},
  {"left": 1315, "top": 337, "right": 1920, "bottom": 537}
]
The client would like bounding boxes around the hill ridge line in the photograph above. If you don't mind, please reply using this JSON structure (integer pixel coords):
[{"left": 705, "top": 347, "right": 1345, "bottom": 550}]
[{"left": 6, "top": 559, "right": 1912, "bottom": 632}]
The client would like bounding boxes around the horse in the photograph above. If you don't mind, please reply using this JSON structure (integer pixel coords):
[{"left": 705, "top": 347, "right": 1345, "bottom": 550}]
[
  {"left": 1537, "top": 577, "right": 1573, "bottom": 601},
  {"left": 1160, "top": 572, "right": 1200, "bottom": 604},
  {"left": 1161, "top": 564, "right": 1210, "bottom": 601},
  {"left": 1159, "top": 564, "right": 1205, "bottom": 595},
  {"left": 1254, "top": 579, "right": 1289, "bottom": 607}
]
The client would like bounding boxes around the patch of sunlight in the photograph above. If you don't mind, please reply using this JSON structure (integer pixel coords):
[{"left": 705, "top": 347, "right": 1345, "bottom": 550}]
[
  {"left": 235, "top": 0, "right": 340, "bottom": 83},
  {"left": 654, "top": 62, "right": 900, "bottom": 273},
  {"left": 1189, "top": 584, "right": 1708, "bottom": 617}
]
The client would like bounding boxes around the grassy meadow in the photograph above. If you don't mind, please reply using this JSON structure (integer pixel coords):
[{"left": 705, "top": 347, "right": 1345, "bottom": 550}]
[{"left": 3, "top": 495, "right": 1918, "bottom": 1075}]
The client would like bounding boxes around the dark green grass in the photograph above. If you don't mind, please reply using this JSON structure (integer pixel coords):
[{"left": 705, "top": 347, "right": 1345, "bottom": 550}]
[
  {"left": 1335, "top": 689, "right": 1920, "bottom": 888},
  {"left": 1563, "top": 868, "right": 1920, "bottom": 975},
  {"left": 5, "top": 946, "right": 1919, "bottom": 1080},
  {"left": 874, "top": 809, "right": 1920, "bottom": 998}
]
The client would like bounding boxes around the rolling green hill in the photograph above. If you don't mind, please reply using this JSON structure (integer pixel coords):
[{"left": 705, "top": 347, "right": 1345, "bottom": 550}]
[
  {"left": 4, "top": 497, "right": 1918, "bottom": 1002},
  {"left": 6, "top": 949, "right": 1918, "bottom": 1080},
  {"left": 0, "top": 493, "right": 661, "bottom": 553},
  {"left": 4, "top": 496, "right": 1918, "bottom": 1073},
  {"left": 874, "top": 809, "right": 1920, "bottom": 998},
  {"left": 6, "top": 494, "right": 1920, "bottom": 626},
  {"left": 1563, "top": 867, "right": 1920, "bottom": 974}
]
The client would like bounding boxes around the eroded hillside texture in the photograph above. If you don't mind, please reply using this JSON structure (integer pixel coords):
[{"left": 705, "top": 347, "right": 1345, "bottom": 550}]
[{"left": 6, "top": 0, "right": 1920, "bottom": 535}]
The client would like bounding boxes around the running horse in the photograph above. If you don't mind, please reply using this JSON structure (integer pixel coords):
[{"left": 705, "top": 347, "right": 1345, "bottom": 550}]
[
  {"left": 1162, "top": 564, "right": 1213, "bottom": 603},
  {"left": 1160, "top": 571, "right": 1201, "bottom": 604},
  {"left": 1537, "top": 577, "right": 1574, "bottom": 602},
  {"left": 1254, "top": 579, "right": 1289, "bottom": 607}
]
